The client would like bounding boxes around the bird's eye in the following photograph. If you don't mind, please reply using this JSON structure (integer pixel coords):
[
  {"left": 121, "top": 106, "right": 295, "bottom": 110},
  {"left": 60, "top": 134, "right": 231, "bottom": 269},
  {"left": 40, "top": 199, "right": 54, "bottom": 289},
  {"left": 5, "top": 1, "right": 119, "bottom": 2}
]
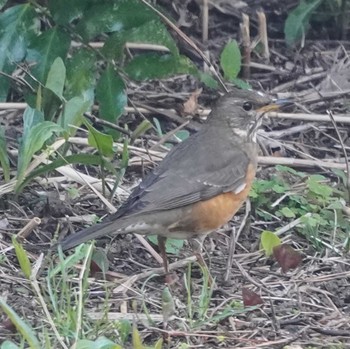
[{"left": 243, "top": 101, "right": 253, "bottom": 111}]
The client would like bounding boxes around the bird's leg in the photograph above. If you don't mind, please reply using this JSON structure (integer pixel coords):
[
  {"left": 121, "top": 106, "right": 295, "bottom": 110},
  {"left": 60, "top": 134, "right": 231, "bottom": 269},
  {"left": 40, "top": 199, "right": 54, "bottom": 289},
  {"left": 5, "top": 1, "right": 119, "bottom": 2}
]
[{"left": 157, "top": 235, "right": 169, "bottom": 274}]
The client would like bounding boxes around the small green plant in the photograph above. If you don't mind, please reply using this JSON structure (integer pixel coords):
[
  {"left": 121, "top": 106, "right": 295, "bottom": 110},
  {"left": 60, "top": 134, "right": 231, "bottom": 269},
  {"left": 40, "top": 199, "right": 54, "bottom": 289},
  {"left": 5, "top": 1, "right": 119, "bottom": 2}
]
[
  {"left": 251, "top": 165, "right": 350, "bottom": 251},
  {"left": 284, "top": 0, "right": 346, "bottom": 46}
]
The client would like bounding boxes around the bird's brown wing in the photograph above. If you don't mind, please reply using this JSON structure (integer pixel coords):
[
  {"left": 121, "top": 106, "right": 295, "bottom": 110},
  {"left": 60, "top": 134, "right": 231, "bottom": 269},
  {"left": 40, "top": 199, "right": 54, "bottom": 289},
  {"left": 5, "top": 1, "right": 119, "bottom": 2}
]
[{"left": 111, "top": 127, "right": 253, "bottom": 220}]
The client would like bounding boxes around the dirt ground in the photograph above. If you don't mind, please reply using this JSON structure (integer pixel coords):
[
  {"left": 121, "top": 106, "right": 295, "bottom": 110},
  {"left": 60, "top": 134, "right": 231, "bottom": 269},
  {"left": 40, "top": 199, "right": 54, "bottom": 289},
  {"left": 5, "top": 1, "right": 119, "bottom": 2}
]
[{"left": 1, "top": 0, "right": 350, "bottom": 348}]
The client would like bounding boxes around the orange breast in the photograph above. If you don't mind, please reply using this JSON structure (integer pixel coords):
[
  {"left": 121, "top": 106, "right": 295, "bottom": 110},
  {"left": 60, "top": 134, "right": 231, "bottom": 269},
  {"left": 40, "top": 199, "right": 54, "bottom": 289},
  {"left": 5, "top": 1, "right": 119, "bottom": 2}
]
[{"left": 188, "top": 163, "right": 256, "bottom": 233}]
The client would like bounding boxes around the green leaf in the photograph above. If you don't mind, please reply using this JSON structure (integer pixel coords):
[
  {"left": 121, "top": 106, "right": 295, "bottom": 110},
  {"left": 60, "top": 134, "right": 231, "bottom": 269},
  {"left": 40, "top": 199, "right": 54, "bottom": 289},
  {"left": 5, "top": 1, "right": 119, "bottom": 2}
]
[
  {"left": 12, "top": 236, "right": 31, "bottom": 279},
  {"left": 260, "top": 231, "right": 281, "bottom": 257},
  {"left": 85, "top": 122, "right": 114, "bottom": 157},
  {"left": 92, "top": 249, "right": 109, "bottom": 275},
  {"left": 162, "top": 287, "right": 175, "bottom": 323},
  {"left": 103, "top": 19, "right": 178, "bottom": 60},
  {"left": 174, "top": 130, "right": 190, "bottom": 141},
  {"left": 1, "top": 340, "right": 21, "bottom": 349},
  {"left": 96, "top": 65, "right": 126, "bottom": 122},
  {"left": 75, "top": 337, "right": 122, "bottom": 349},
  {"left": 154, "top": 339, "right": 163, "bottom": 349},
  {"left": 48, "top": 0, "right": 88, "bottom": 25},
  {"left": 231, "top": 78, "right": 251, "bottom": 90},
  {"left": 220, "top": 40, "right": 241, "bottom": 80},
  {"left": 116, "top": 319, "right": 131, "bottom": 344},
  {"left": 125, "top": 53, "right": 197, "bottom": 80},
  {"left": 0, "top": 298, "right": 40, "bottom": 348},
  {"left": 76, "top": 0, "right": 156, "bottom": 41},
  {"left": 276, "top": 165, "right": 305, "bottom": 177},
  {"left": 279, "top": 207, "right": 296, "bottom": 218},
  {"left": 58, "top": 96, "right": 90, "bottom": 135},
  {"left": 45, "top": 57, "right": 66, "bottom": 98},
  {"left": 51, "top": 244, "right": 93, "bottom": 277},
  {"left": 0, "top": 125, "right": 10, "bottom": 181},
  {"left": 307, "top": 178, "right": 333, "bottom": 198},
  {"left": 65, "top": 48, "right": 96, "bottom": 102},
  {"left": 0, "top": 4, "right": 39, "bottom": 100},
  {"left": 16, "top": 107, "right": 63, "bottom": 189},
  {"left": 199, "top": 72, "right": 218, "bottom": 89},
  {"left": 27, "top": 27, "right": 70, "bottom": 83},
  {"left": 284, "top": 0, "right": 323, "bottom": 46},
  {"left": 132, "top": 324, "right": 145, "bottom": 349},
  {"left": 131, "top": 119, "right": 152, "bottom": 143},
  {"left": 147, "top": 236, "right": 184, "bottom": 255},
  {"left": 272, "top": 183, "right": 287, "bottom": 194}
]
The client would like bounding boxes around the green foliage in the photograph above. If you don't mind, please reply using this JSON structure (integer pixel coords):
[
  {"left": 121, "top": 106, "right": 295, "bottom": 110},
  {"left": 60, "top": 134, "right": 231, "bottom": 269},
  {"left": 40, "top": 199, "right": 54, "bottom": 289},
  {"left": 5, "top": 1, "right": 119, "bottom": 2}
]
[
  {"left": 16, "top": 107, "right": 63, "bottom": 190},
  {"left": 220, "top": 40, "right": 241, "bottom": 80},
  {"left": 11, "top": 236, "right": 32, "bottom": 279},
  {"left": 219, "top": 39, "right": 249, "bottom": 88},
  {"left": 0, "top": 298, "right": 40, "bottom": 348},
  {"left": 0, "top": 0, "right": 224, "bottom": 192},
  {"left": 251, "top": 165, "right": 350, "bottom": 250},
  {"left": 260, "top": 231, "right": 281, "bottom": 256},
  {"left": 0, "top": 125, "right": 10, "bottom": 181},
  {"left": 284, "top": 0, "right": 344, "bottom": 46},
  {"left": 95, "top": 64, "right": 126, "bottom": 123}
]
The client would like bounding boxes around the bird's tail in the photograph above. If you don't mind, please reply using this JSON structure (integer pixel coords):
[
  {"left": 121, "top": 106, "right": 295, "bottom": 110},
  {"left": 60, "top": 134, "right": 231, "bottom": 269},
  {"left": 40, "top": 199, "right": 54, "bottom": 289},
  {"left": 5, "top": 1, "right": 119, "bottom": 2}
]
[{"left": 59, "top": 219, "right": 127, "bottom": 251}]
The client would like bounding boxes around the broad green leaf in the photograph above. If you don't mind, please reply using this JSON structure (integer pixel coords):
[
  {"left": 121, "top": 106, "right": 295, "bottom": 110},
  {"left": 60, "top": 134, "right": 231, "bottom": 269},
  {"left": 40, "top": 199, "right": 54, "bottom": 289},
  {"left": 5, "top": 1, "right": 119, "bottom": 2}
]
[
  {"left": 103, "top": 19, "right": 178, "bottom": 60},
  {"left": 260, "top": 231, "right": 281, "bottom": 257},
  {"left": 65, "top": 48, "right": 96, "bottom": 102},
  {"left": 17, "top": 107, "right": 63, "bottom": 189},
  {"left": 174, "top": 130, "right": 190, "bottom": 141},
  {"left": 45, "top": 57, "right": 66, "bottom": 98},
  {"left": 27, "top": 27, "right": 70, "bottom": 83},
  {"left": 147, "top": 236, "right": 184, "bottom": 255},
  {"left": 85, "top": 122, "right": 114, "bottom": 157},
  {"left": 58, "top": 96, "right": 90, "bottom": 135},
  {"left": 279, "top": 207, "right": 296, "bottom": 218},
  {"left": 125, "top": 53, "right": 197, "bottom": 80},
  {"left": 75, "top": 337, "right": 122, "bottom": 349},
  {"left": 284, "top": 0, "right": 322, "bottom": 46},
  {"left": 0, "top": 298, "right": 40, "bottom": 348},
  {"left": 1, "top": 340, "right": 21, "bottom": 349},
  {"left": 41, "top": 87, "right": 63, "bottom": 121},
  {"left": 76, "top": 0, "right": 156, "bottom": 41},
  {"left": 0, "top": 4, "right": 38, "bottom": 100},
  {"left": 96, "top": 65, "right": 126, "bottom": 122},
  {"left": 220, "top": 40, "right": 241, "bottom": 80},
  {"left": 11, "top": 236, "right": 31, "bottom": 278},
  {"left": 48, "top": 0, "right": 88, "bottom": 25},
  {"left": 307, "top": 178, "right": 333, "bottom": 198},
  {"left": 0, "top": 125, "right": 10, "bottom": 181}
]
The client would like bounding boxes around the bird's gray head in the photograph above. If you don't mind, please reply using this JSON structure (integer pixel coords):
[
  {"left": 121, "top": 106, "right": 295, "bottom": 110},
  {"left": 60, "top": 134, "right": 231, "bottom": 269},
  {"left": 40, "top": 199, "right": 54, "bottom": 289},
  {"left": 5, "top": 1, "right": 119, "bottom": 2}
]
[{"left": 209, "top": 88, "right": 279, "bottom": 142}]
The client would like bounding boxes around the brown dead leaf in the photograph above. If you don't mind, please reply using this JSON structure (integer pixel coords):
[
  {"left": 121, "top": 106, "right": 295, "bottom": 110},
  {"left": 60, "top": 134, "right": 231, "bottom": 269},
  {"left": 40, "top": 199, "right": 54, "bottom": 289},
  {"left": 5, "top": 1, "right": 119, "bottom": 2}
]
[
  {"left": 273, "top": 244, "right": 302, "bottom": 272},
  {"left": 181, "top": 88, "right": 203, "bottom": 116}
]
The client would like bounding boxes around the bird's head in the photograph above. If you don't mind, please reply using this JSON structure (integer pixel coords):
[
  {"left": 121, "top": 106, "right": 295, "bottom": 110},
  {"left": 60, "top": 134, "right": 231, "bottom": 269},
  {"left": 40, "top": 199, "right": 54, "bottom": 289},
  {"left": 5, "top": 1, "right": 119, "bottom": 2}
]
[{"left": 209, "top": 88, "right": 283, "bottom": 142}]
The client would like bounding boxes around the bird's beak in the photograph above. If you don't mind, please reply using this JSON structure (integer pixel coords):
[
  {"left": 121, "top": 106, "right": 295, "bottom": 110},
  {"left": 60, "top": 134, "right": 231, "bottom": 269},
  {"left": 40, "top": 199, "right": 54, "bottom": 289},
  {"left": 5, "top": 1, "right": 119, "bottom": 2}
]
[{"left": 257, "top": 99, "right": 291, "bottom": 114}]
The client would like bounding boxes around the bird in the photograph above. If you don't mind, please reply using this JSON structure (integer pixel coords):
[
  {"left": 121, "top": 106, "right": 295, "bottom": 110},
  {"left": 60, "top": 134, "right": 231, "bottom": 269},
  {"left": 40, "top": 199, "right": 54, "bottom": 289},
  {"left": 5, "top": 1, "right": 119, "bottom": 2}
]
[{"left": 59, "top": 88, "right": 280, "bottom": 275}]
